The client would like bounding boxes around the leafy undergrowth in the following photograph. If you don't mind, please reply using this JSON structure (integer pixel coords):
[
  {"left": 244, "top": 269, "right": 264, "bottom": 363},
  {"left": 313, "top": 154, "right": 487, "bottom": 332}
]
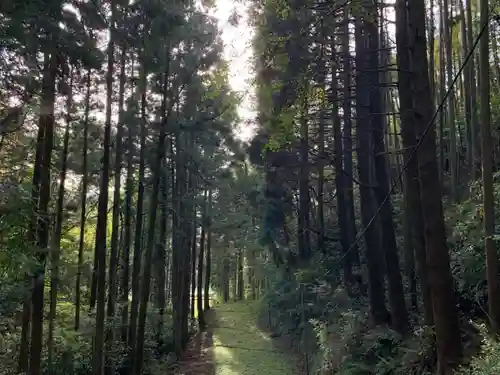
[
  {"left": 211, "top": 301, "right": 298, "bottom": 375},
  {"left": 456, "top": 323, "right": 500, "bottom": 375}
]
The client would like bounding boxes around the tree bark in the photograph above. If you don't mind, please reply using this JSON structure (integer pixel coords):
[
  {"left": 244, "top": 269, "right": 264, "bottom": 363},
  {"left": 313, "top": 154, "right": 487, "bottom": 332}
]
[
  {"left": 394, "top": 0, "right": 433, "bottom": 326},
  {"left": 30, "top": 49, "right": 57, "bottom": 375},
  {"left": 407, "top": 0, "right": 463, "bottom": 371},
  {"left": 478, "top": 0, "right": 500, "bottom": 334},
  {"left": 48, "top": 68, "right": 73, "bottom": 372},
  {"left": 75, "top": 70, "right": 91, "bottom": 332},
  {"left": 355, "top": 17, "right": 390, "bottom": 325}
]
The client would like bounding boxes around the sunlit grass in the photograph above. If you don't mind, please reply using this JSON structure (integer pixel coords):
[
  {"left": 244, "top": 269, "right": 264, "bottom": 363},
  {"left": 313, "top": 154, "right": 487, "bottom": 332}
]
[{"left": 212, "top": 301, "right": 296, "bottom": 375}]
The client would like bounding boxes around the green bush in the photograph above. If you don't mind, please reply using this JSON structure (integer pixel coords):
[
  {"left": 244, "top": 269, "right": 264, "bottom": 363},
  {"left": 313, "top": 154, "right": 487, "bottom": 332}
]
[
  {"left": 446, "top": 173, "right": 500, "bottom": 316},
  {"left": 457, "top": 323, "right": 500, "bottom": 375}
]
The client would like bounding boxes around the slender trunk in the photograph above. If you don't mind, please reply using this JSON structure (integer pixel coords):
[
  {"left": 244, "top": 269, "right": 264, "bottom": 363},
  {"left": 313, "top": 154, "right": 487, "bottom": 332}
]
[
  {"left": 443, "top": 0, "right": 458, "bottom": 199},
  {"left": 155, "top": 159, "right": 168, "bottom": 345},
  {"left": 438, "top": 3, "right": 446, "bottom": 183},
  {"left": 172, "top": 127, "right": 189, "bottom": 355},
  {"left": 29, "top": 49, "right": 57, "bottom": 375},
  {"left": 75, "top": 70, "right": 91, "bottom": 331},
  {"left": 181, "top": 166, "right": 195, "bottom": 348},
  {"left": 298, "top": 94, "right": 311, "bottom": 262},
  {"left": 19, "top": 81, "right": 48, "bottom": 373},
  {"left": 355, "top": 18, "right": 390, "bottom": 325},
  {"left": 466, "top": 0, "right": 480, "bottom": 178},
  {"left": 237, "top": 248, "right": 244, "bottom": 300},
  {"left": 479, "top": 0, "right": 500, "bottom": 334},
  {"left": 128, "top": 62, "right": 147, "bottom": 349},
  {"left": 367, "top": 10, "right": 409, "bottom": 335},
  {"left": 48, "top": 69, "right": 73, "bottom": 371},
  {"left": 204, "top": 189, "right": 212, "bottom": 310},
  {"left": 197, "top": 190, "right": 207, "bottom": 328},
  {"left": 403, "top": 182, "right": 418, "bottom": 313},
  {"left": 429, "top": 0, "right": 436, "bottom": 105},
  {"left": 395, "top": 0, "right": 433, "bottom": 325},
  {"left": 223, "top": 258, "right": 230, "bottom": 303},
  {"left": 459, "top": 1, "right": 473, "bottom": 175},
  {"left": 132, "top": 58, "right": 170, "bottom": 375},
  {"left": 342, "top": 8, "right": 359, "bottom": 266},
  {"left": 104, "top": 44, "right": 127, "bottom": 375},
  {"left": 332, "top": 47, "right": 353, "bottom": 287},
  {"left": 233, "top": 260, "right": 237, "bottom": 301},
  {"left": 190, "top": 211, "right": 197, "bottom": 319},
  {"left": 120, "top": 58, "right": 135, "bottom": 342},
  {"left": 407, "top": 0, "right": 463, "bottom": 371},
  {"left": 317, "top": 43, "right": 325, "bottom": 254},
  {"left": 92, "top": 2, "right": 116, "bottom": 373}
]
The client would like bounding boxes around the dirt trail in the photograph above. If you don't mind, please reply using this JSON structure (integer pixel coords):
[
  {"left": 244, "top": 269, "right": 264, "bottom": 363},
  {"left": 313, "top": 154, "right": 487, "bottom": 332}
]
[{"left": 173, "top": 301, "right": 297, "bottom": 375}]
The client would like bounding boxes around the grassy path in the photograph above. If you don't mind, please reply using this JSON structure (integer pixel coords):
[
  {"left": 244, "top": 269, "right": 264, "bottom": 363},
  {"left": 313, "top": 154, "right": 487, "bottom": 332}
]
[{"left": 174, "top": 301, "right": 298, "bottom": 375}]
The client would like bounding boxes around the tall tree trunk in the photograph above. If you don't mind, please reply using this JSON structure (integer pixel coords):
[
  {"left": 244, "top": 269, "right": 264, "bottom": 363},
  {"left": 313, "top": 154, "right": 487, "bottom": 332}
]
[
  {"left": 181, "top": 161, "right": 193, "bottom": 350},
  {"left": 132, "top": 57, "right": 170, "bottom": 375},
  {"left": 478, "top": 0, "right": 500, "bottom": 334},
  {"left": 18, "top": 60, "right": 50, "bottom": 373},
  {"left": 223, "top": 258, "right": 230, "bottom": 303},
  {"left": 438, "top": 3, "right": 446, "bottom": 183},
  {"left": 172, "top": 129, "right": 189, "bottom": 356},
  {"left": 155, "top": 158, "right": 168, "bottom": 346},
  {"left": 428, "top": 0, "right": 436, "bottom": 105},
  {"left": 367, "top": 8, "right": 409, "bottom": 335},
  {"left": 298, "top": 93, "right": 311, "bottom": 261},
  {"left": 128, "top": 61, "right": 147, "bottom": 350},
  {"left": 317, "top": 42, "right": 326, "bottom": 254},
  {"left": 407, "top": 0, "right": 463, "bottom": 371},
  {"left": 30, "top": 49, "right": 57, "bottom": 375},
  {"left": 395, "top": 0, "right": 433, "bottom": 326},
  {"left": 165, "top": 138, "right": 175, "bottom": 309},
  {"left": 466, "top": 0, "right": 480, "bottom": 178},
  {"left": 204, "top": 189, "right": 213, "bottom": 311},
  {"left": 232, "top": 259, "right": 237, "bottom": 301},
  {"left": 120, "top": 59, "right": 135, "bottom": 342},
  {"left": 197, "top": 190, "right": 208, "bottom": 328},
  {"left": 48, "top": 68, "right": 73, "bottom": 371},
  {"left": 19, "top": 118, "right": 47, "bottom": 371},
  {"left": 105, "top": 44, "right": 127, "bottom": 375},
  {"left": 355, "top": 17, "right": 390, "bottom": 325},
  {"left": 92, "top": 2, "right": 116, "bottom": 373},
  {"left": 331, "top": 45, "right": 353, "bottom": 287},
  {"left": 237, "top": 248, "right": 244, "bottom": 300},
  {"left": 459, "top": 1, "right": 473, "bottom": 176},
  {"left": 342, "top": 7, "right": 360, "bottom": 267},
  {"left": 190, "top": 209, "right": 197, "bottom": 319},
  {"left": 75, "top": 70, "right": 91, "bottom": 332},
  {"left": 443, "top": 0, "right": 458, "bottom": 199}
]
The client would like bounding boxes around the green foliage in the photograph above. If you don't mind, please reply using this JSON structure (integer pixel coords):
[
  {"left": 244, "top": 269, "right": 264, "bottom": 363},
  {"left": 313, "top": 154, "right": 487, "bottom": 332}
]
[
  {"left": 457, "top": 325, "right": 500, "bottom": 375},
  {"left": 446, "top": 172, "right": 500, "bottom": 312},
  {"left": 310, "top": 310, "right": 436, "bottom": 375}
]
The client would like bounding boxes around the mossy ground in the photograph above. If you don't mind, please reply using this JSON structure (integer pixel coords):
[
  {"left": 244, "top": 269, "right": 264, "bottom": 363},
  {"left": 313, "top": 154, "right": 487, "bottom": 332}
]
[
  {"left": 212, "top": 301, "right": 296, "bottom": 374},
  {"left": 175, "top": 300, "right": 298, "bottom": 375}
]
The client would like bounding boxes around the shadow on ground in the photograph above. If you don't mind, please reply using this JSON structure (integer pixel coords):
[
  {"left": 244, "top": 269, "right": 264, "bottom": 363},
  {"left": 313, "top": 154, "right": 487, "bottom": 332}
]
[
  {"left": 211, "top": 301, "right": 296, "bottom": 375},
  {"left": 172, "top": 310, "right": 216, "bottom": 375},
  {"left": 172, "top": 301, "right": 298, "bottom": 375}
]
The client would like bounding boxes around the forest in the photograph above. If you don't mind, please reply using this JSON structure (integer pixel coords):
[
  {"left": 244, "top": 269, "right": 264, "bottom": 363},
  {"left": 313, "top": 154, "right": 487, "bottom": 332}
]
[{"left": 2, "top": 0, "right": 500, "bottom": 374}]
